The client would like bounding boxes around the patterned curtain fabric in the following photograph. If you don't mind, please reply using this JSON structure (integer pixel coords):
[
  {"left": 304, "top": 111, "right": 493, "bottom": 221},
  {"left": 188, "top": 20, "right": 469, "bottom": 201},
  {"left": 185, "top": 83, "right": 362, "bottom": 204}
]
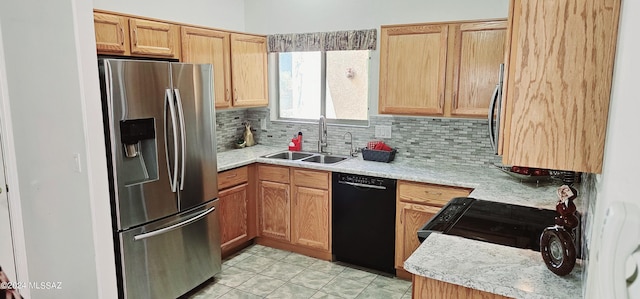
[{"left": 267, "top": 29, "right": 377, "bottom": 52}]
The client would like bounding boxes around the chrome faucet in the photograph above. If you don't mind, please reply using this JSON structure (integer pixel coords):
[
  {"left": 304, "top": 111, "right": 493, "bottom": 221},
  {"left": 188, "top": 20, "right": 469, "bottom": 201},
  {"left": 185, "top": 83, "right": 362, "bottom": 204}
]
[
  {"left": 318, "top": 115, "right": 328, "bottom": 153},
  {"left": 344, "top": 132, "right": 358, "bottom": 157}
]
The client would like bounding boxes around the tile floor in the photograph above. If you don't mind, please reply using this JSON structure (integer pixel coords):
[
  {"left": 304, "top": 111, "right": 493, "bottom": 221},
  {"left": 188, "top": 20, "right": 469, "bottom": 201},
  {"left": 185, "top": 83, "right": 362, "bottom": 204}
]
[{"left": 187, "top": 244, "right": 412, "bottom": 299}]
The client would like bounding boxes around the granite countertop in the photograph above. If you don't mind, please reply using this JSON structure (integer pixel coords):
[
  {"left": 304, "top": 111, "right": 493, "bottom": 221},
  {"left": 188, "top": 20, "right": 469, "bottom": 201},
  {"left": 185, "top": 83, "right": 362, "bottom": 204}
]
[{"left": 217, "top": 144, "right": 583, "bottom": 299}]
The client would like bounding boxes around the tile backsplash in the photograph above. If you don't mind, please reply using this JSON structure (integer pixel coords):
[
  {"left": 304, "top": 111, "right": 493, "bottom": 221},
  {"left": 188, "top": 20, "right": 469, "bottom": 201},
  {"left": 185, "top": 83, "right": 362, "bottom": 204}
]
[{"left": 216, "top": 108, "right": 501, "bottom": 167}]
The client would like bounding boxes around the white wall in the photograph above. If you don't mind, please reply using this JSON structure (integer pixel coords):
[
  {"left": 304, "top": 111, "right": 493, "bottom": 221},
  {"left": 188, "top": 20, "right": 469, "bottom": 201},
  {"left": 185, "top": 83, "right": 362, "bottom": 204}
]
[
  {"left": 245, "top": 0, "right": 509, "bottom": 34},
  {"left": 93, "top": 0, "right": 246, "bottom": 31},
  {"left": 585, "top": 0, "right": 640, "bottom": 297},
  {"left": 0, "top": 0, "right": 115, "bottom": 298},
  {"left": 244, "top": 0, "right": 510, "bottom": 114}
]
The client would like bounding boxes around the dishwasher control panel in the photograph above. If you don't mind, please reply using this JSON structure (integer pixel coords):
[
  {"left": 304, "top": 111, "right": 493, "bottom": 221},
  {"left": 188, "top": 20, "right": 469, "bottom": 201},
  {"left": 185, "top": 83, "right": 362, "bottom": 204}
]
[{"left": 335, "top": 173, "right": 395, "bottom": 188}]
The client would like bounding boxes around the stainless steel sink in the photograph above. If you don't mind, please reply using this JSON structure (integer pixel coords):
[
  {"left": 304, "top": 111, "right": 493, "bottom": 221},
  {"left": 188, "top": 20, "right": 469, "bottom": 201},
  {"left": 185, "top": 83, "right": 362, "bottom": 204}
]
[
  {"left": 263, "top": 151, "right": 314, "bottom": 160},
  {"left": 261, "top": 151, "right": 349, "bottom": 164},
  {"left": 301, "top": 155, "right": 348, "bottom": 164}
]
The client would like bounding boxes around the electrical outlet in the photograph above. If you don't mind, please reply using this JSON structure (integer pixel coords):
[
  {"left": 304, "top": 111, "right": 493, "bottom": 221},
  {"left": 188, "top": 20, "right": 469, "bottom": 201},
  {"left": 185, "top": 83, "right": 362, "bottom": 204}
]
[{"left": 375, "top": 125, "right": 392, "bottom": 138}]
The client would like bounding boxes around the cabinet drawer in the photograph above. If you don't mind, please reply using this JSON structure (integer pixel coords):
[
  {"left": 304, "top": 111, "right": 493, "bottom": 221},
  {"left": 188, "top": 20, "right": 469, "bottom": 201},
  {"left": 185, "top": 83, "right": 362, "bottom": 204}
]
[
  {"left": 218, "top": 166, "right": 249, "bottom": 190},
  {"left": 258, "top": 164, "right": 290, "bottom": 183},
  {"left": 292, "top": 169, "right": 329, "bottom": 190},
  {"left": 397, "top": 180, "right": 471, "bottom": 206}
]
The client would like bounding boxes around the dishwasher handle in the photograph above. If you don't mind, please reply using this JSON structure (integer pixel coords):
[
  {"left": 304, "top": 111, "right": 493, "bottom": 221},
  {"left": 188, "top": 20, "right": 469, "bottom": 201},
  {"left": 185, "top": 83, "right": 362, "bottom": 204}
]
[{"left": 339, "top": 181, "right": 387, "bottom": 190}]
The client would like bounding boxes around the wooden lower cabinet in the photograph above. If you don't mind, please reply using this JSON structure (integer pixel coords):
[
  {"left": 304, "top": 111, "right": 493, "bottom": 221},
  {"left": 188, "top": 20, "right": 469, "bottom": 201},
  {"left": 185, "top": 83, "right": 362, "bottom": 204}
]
[
  {"left": 259, "top": 180, "right": 290, "bottom": 241},
  {"left": 292, "top": 186, "right": 330, "bottom": 251},
  {"left": 395, "top": 181, "right": 472, "bottom": 275},
  {"left": 413, "top": 275, "right": 511, "bottom": 299},
  {"left": 256, "top": 165, "right": 331, "bottom": 260},
  {"left": 396, "top": 203, "right": 442, "bottom": 269},
  {"left": 219, "top": 183, "right": 248, "bottom": 248},
  {"left": 217, "top": 165, "right": 256, "bottom": 257}
]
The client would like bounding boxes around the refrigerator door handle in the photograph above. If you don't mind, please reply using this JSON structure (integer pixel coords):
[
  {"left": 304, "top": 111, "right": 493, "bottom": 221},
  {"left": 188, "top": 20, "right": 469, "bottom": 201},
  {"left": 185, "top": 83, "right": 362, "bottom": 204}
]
[
  {"left": 133, "top": 206, "right": 215, "bottom": 241},
  {"left": 174, "top": 89, "right": 187, "bottom": 191},
  {"left": 165, "top": 89, "right": 179, "bottom": 193},
  {"left": 487, "top": 83, "right": 499, "bottom": 153}
]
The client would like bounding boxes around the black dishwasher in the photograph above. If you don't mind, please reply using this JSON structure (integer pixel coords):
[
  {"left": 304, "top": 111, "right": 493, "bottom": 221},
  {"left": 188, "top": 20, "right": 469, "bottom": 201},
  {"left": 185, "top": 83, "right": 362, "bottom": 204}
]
[{"left": 332, "top": 172, "right": 397, "bottom": 274}]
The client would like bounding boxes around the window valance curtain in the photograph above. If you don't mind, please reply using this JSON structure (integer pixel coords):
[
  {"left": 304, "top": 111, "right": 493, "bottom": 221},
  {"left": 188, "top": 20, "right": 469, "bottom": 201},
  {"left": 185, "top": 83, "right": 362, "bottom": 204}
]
[{"left": 267, "top": 29, "right": 377, "bottom": 53}]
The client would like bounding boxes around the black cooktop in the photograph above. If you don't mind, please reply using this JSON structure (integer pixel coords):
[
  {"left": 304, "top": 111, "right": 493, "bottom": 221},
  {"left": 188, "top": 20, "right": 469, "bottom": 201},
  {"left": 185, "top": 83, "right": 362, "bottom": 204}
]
[{"left": 417, "top": 197, "right": 576, "bottom": 252}]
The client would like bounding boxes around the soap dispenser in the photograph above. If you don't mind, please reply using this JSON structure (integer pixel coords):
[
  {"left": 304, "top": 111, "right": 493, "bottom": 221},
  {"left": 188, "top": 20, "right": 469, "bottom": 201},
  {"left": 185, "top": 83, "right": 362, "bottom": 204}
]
[{"left": 288, "top": 132, "right": 303, "bottom": 151}]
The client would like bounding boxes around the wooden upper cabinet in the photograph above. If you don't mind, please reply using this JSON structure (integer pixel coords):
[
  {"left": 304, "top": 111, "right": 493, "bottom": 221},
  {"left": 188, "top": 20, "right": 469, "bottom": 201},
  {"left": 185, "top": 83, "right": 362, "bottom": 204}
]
[
  {"left": 181, "top": 27, "right": 232, "bottom": 109},
  {"left": 94, "top": 12, "right": 130, "bottom": 55},
  {"left": 230, "top": 33, "right": 269, "bottom": 108},
  {"left": 379, "top": 19, "right": 507, "bottom": 118},
  {"left": 449, "top": 21, "right": 507, "bottom": 117},
  {"left": 379, "top": 24, "right": 449, "bottom": 115},
  {"left": 500, "top": 0, "right": 621, "bottom": 173},
  {"left": 129, "top": 18, "right": 180, "bottom": 58}
]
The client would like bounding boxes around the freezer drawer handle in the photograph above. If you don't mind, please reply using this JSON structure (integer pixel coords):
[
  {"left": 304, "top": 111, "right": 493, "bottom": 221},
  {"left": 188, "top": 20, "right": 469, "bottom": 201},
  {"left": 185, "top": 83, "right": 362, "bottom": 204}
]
[
  {"left": 339, "top": 181, "right": 387, "bottom": 190},
  {"left": 133, "top": 206, "right": 215, "bottom": 241}
]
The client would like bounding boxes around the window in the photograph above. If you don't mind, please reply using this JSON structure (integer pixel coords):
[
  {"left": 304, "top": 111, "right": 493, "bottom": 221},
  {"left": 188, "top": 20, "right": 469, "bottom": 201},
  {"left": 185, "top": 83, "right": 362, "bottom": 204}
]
[{"left": 276, "top": 50, "right": 370, "bottom": 124}]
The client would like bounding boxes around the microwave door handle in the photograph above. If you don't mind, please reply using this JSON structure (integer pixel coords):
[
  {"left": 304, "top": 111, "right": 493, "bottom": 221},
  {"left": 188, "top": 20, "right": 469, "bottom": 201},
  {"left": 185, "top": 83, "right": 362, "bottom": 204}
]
[
  {"left": 174, "top": 89, "right": 186, "bottom": 191},
  {"left": 495, "top": 63, "right": 505, "bottom": 153},
  {"left": 488, "top": 84, "right": 499, "bottom": 153},
  {"left": 165, "top": 89, "right": 179, "bottom": 193},
  {"left": 495, "top": 84, "right": 503, "bottom": 153}
]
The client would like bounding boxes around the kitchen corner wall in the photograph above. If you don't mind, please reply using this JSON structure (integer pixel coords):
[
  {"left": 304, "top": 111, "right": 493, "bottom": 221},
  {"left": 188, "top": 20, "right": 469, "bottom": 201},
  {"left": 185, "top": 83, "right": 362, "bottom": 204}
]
[
  {"left": 216, "top": 108, "right": 501, "bottom": 167},
  {"left": 578, "top": 173, "right": 598, "bottom": 298}
]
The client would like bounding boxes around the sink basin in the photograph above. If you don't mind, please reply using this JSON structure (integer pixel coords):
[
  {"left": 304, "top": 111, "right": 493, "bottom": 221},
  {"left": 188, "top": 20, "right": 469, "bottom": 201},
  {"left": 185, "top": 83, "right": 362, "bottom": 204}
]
[
  {"left": 262, "top": 151, "right": 350, "bottom": 164},
  {"left": 301, "top": 154, "right": 348, "bottom": 164},
  {"left": 263, "top": 151, "right": 314, "bottom": 160}
]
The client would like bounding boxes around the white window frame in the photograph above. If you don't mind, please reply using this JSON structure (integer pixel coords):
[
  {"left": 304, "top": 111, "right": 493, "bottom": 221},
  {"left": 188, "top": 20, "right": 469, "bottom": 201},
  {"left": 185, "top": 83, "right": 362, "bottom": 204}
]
[{"left": 270, "top": 50, "right": 370, "bottom": 127}]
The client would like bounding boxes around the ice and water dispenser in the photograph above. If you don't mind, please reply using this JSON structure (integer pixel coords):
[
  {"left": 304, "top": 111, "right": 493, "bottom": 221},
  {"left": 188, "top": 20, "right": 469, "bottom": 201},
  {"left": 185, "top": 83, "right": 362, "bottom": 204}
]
[{"left": 119, "top": 118, "right": 159, "bottom": 186}]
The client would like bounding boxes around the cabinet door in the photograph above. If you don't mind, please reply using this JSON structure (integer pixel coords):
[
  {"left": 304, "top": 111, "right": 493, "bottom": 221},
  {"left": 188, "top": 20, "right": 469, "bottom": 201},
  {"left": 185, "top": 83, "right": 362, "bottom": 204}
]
[
  {"left": 129, "top": 18, "right": 180, "bottom": 58},
  {"left": 501, "top": 0, "right": 620, "bottom": 173},
  {"left": 230, "top": 34, "right": 268, "bottom": 107},
  {"left": 395, "top": 203, "right": 441, "bottom": 270},
  {"left": 379, "top": 24, "right": 448, "bottom": 115},
  {"left": 259, "top": 180, "right": 290, "bottom": 241},
  {"left": 449, "top": 21, "right": 507, "bottom": 117},
  {"left": 413, "top": 275, "right": 511, "bottom": 299},
  {"left": 219, "top": 183, "right": 248, "bottom": 249},
  {"left": 94, "top": 12, "right": 130, "bottom": 55},
  {"left": 292, "top": 186, "right": 330, "bottom": 251},
  {"left": 181, "top": 27, "right": 232, "bottom": 109}
]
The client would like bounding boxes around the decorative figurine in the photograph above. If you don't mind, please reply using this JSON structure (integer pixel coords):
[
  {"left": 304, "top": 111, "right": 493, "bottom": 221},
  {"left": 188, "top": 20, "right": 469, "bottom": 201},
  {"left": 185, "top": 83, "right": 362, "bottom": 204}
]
[
  {"left": 540, "top": 184, "right": 579, "bottom": 276},
  {"left": 243, "top": 121, "right": 255, "bottom": 147}
]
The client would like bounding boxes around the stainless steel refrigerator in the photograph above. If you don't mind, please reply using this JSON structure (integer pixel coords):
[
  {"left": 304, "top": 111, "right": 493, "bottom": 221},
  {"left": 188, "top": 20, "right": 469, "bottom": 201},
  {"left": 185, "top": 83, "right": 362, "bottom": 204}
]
[{"left": 98, "top": 58, "right": 220, "bottom": 299}]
